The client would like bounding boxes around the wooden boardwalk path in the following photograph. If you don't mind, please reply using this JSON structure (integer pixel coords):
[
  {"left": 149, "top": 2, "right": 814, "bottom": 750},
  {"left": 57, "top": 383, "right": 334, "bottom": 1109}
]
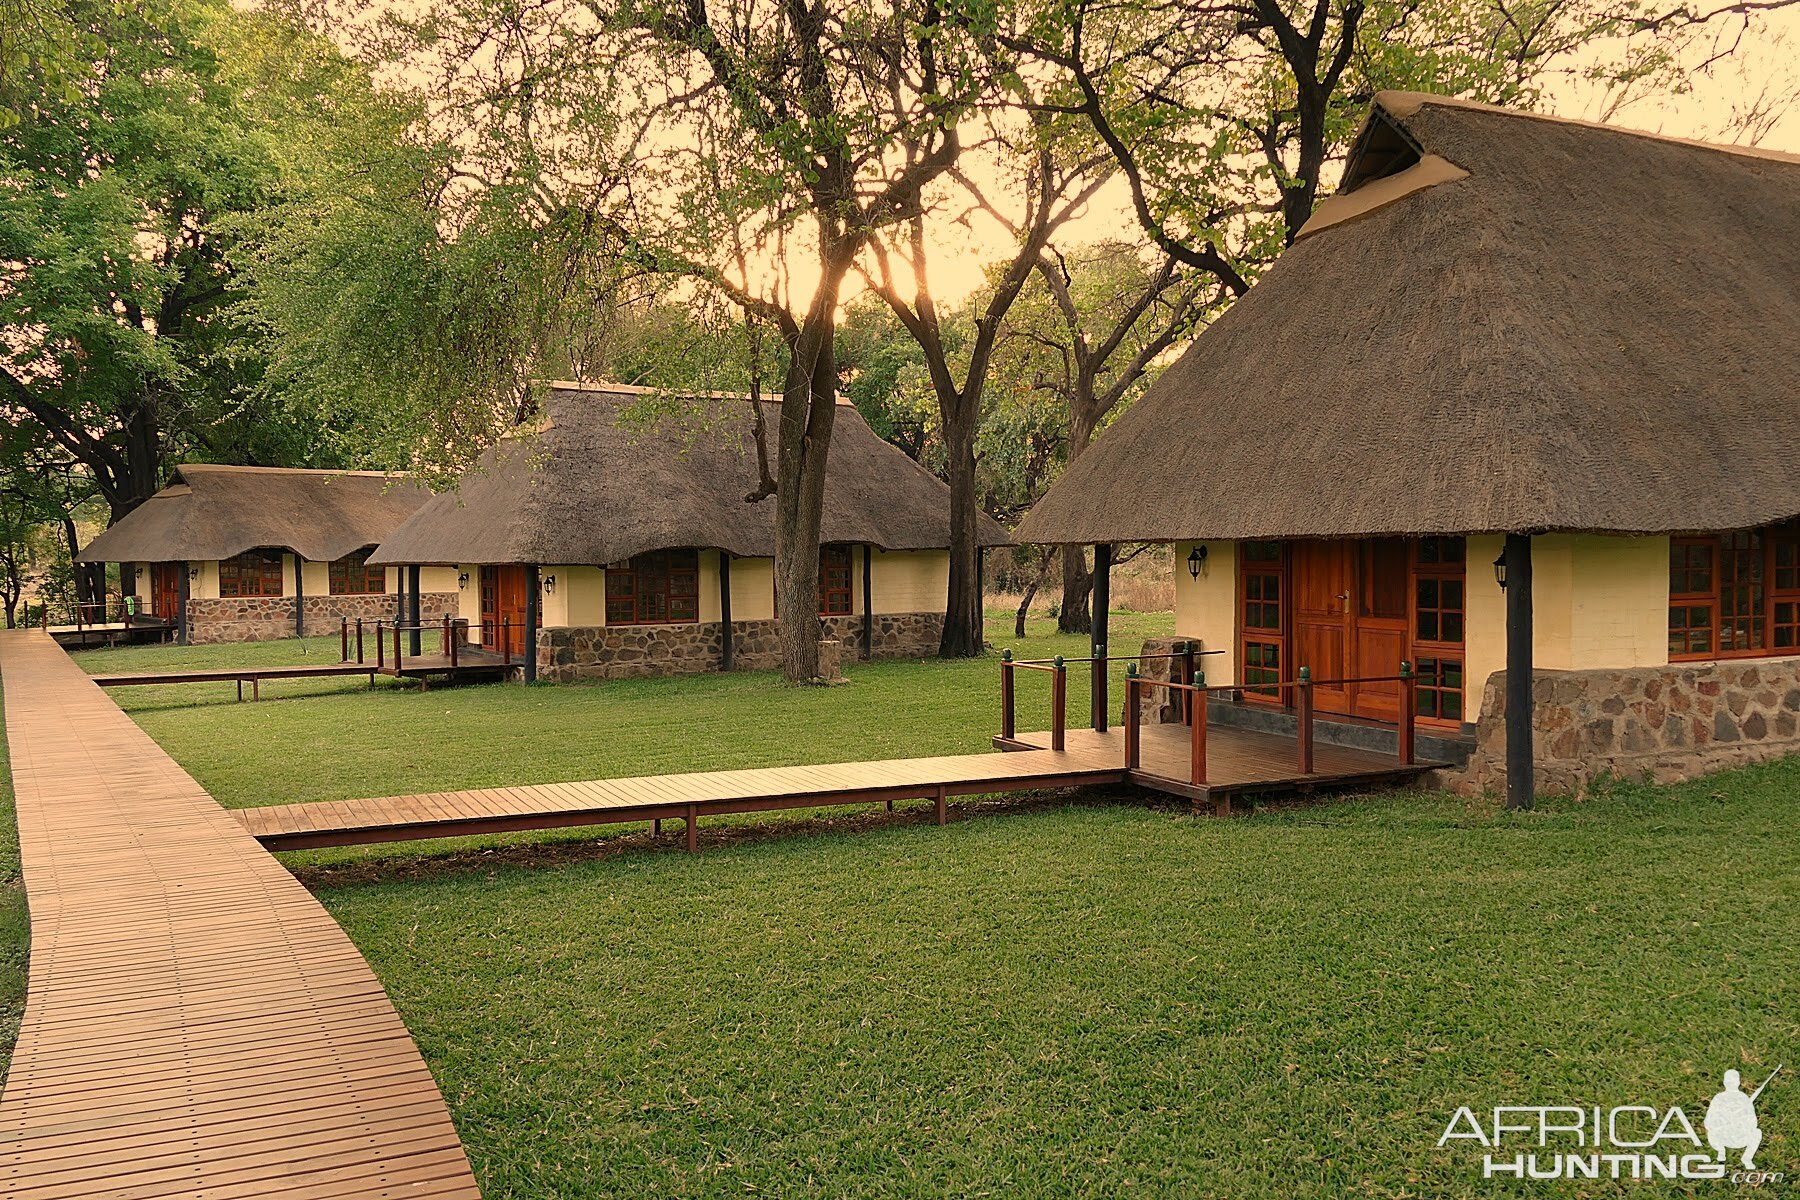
[
  {"left": 237, "top": 752, "right": 1123, "bottom": 852},
  {"left": 235, "top": 722, "right": 1438, "bottom": 853},
  {"left": 0, "top": 630, "right": 480, "bottom": 1199}
]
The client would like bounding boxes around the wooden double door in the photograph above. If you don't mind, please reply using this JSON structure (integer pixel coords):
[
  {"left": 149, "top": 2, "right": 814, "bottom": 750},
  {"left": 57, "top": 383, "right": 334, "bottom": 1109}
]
[
  {"left": 480, "top": 565, "right": 529, "bottom": 656},
  {"left": 1289, "top": 539, "right": 1409, "bottom": 721},
  {"left": 149, "top": 562, "right": 183, "bottom": 619}
]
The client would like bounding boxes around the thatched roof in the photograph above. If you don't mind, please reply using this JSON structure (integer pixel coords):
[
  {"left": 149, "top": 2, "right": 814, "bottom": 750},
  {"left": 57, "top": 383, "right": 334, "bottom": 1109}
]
[
  {"left": 77, "top": 466, "right": 433, "bottom": 564},
  {"left": 368, "top": 384, "right": 1010, "bottom": 566},
  {"left": 1015, "top": 92, "right": 1800, "bottom": 545}
]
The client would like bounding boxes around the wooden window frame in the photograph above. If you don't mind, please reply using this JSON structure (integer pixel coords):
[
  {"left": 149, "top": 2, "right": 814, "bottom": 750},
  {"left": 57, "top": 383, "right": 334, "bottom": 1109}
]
[
  {"left": 327, "top": 548, "right": 386, "bottom": 596},
  {"left": 605, "top": 550, "right": 701, "bottom": 626},
  {"left": 217, "top": 549, "right": 285, "bottom": 598},
  {"left": 1670, "top": 524, "right": 1800, "bottom": 663},
  {"left": 819, "top": 545, "right": 854, "bottom": 616},
  {"left": 1236, "top": 541, "right": 1288, "bottom": 702},
  {"left": 1409, "top": 537, "right": 1467, "bottom": 728}
]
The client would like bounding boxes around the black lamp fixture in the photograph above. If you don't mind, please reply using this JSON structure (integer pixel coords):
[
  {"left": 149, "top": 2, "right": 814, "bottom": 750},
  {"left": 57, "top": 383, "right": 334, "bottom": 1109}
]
[
  {"left": 1186, "top": 544, "right": 1208, "bottom": 581},
  {"left": 542, "top": 573, "right": 557, "bottom": 595},
  {"left": 457, "top": 571, "right": 470, "bottom": 590},
  {"left": 1493, "top": 551, "right": 1508, "bottom": 590}
]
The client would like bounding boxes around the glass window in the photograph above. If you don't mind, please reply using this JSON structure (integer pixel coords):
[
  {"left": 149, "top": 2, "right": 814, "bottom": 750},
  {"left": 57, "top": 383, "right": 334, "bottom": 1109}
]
[
  {"left": 328, "top": 548, "right": 386, "bottom": 595},
  {"left": 820, "top": 546, "right": 853, "bottom": 615},
  {"left": 605, "top": 550, "right": 700, "bottom": 625},
  {"left": 218, "top": 550, "right": 284, "bottom": 598},
  {"left": 1669, "top": 526, "right": 1798, "bottom": 662}
]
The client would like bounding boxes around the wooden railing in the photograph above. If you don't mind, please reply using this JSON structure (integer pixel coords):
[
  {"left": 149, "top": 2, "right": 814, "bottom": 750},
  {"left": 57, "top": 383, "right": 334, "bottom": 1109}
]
[
  {"left": 1120, "top": 661, "right": 1426, "bottom": 788},
  {"left": 998, "top": 642, "right": 1222, "bottom": 751},
  {"left": 36, "top": 593, "right": 144, "bottom": 631}
]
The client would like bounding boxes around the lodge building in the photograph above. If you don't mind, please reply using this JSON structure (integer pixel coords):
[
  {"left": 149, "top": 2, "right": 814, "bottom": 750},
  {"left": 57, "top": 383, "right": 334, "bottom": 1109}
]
[
  {"left": 368, "top": 383, "right": 1008, "bottom": 681},
  {"left": 1017, "top": 92, "right": 1800, "bottom": 796}
]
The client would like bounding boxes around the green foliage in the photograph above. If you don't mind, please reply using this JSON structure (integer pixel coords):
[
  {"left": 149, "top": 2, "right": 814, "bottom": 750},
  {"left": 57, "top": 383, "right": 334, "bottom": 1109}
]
[{"left": 0, "top": 0, "right": 424, "bottom": 519}]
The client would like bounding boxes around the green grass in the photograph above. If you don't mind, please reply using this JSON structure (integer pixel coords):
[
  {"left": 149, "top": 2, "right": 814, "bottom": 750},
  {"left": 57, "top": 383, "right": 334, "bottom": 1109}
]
[
  {"left": 69, "top": 610, "right": 1174, "bottom": 808},
  {"left": 0, "top": 691, "right": 24, "bottom": 1081},
  {"left": 314, "top": 768, "right": 1800, "bottom": 1199},
  {"left": 40, "top": 613, "right": 1800, "bottom": 1195}
]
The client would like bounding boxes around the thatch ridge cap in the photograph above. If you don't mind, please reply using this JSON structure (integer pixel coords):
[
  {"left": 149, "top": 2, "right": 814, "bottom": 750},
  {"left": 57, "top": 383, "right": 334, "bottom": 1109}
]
[{"left": 1375, "top": 90, "right": 1800, "bottom": 169}]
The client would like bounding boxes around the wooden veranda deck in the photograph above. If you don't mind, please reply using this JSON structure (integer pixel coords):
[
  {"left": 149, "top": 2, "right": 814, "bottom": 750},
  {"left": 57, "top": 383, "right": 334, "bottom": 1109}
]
[
  {"left": 0, "top": 630, "right": 480, "bottom": 1199},
  {"left": 1001, "top": 724, "right": 1441, "bottom": 810}
]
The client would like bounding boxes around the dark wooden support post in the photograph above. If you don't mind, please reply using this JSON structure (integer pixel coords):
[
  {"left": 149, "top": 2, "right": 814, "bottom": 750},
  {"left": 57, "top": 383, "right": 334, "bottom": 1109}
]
[
  {"left": 1296, "top": 666, "right": 1315, "bottom": 775},
  {"left": 1190, "top": 670, "right": 1208, "bottom": 786},
  {"left": 375, "top": 621, "right": 385, "bottom": 670},
  {"left": 718, "top": 553, "right": 734, "bottom": 671},
  {"left": 340, "top": 618, "right": 349, "bottom": 662},
  {"left": 393, "top": 621, "right": 403, "bottom": 673},
  {"left": 177, "top": 565, "right": 190, "bottom": 647},
  {"left": 933, "top": 785, "right": 947, "bottom": 826},
  {"left": 1051, "top": 655, "right": 1067, "bottom": 752},
  {"left": 444, "top": 614, "right": 456, "bottom": 667},
  {"left": 684, "top": 804, "right": 699, "bottom": 852},
  {"left": 1124, "top": 665, "right": 1141, "bottom": 769},
  {"left": 861, "top": 545, "right": 874, "bottom": 660},
  {"left": 501, "top": 617, "right": 512, "bottom": 667},
  {"left": 407, "top": 565, "right": 422, "bottom": 655},
  {"left": 999, "top": 650, "right": 1015, "bottom": 741},
  {"left": 1398, "top": 660, "right": 1417, "bottom": 766},
  {"left": 1504, "top": 532, "right": 1535, "bottom": 810},
  {"left": 1180, "top": 639, "right": 1197, "bottom": 724},
  {"left": 294, "top": 554, "right": 305, "bottom": 639},
  {"left": 1090, "top": 542, "right": 1111, "bottom": 732},
  {"left": 355, "top": 618, "right": 365, "bottom": 664},
  {"left": 523, "top": 565, "right": 540, "bottom": 683}
]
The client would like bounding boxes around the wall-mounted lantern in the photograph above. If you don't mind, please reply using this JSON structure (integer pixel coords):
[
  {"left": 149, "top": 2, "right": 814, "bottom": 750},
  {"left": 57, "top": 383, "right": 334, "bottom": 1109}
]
[
  {"left": 1186, "top": 544, "right": 1208, "bottom": 581},
  {"left": 457, "top": 571, "right": 470, "bottom": 590},
  {"left": 1493, "top": 552, "right": 1508, "bottom": 590},
  {"left": 543, "top": 573, "right": 557, "bottom": 595},
  {"left": 188, "top": 566, "right": 200, "bottom": 582}
]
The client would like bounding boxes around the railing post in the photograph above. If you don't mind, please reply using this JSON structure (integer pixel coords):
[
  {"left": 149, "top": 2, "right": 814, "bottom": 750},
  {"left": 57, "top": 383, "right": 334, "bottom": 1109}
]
[
  {"left": 1124, "top": 665, "right": 1141, "bottom": 770},
  {"left": 1190, "top": 670, "right": 1208, "bottom": 786},
  {"left": 449, "top": 616, "right": 459, "bottom": 668},
  {"left": 1051, "top": 655, "right": 1066, "bottom": 752},
  {"left": 1296, "top": 666, "right": 1315, "bottom": 775},
  {"left": 341, "top": 618, "right": 349, "bottom": 662},
  {"left": 501, "top": 617, "right": 512, "bottom": 667},
  {"left": 1000, "top": 650, "right": 1016, "bottom": 741},
  {"left": 441, "top": 613, "right": 452, "bottom": 657},
  {"left": 375, "top": 621, "right": 385, "bottom": 670},
  {"left": 355, "top": 618, "right": 365, "bottom": 664},
  {"left": 393, "top": 621, "right": 403, "bottom": 673},
  {"left": 1180, "top": 639, "right": 1197, "bottom": 725},
  {"left": 1090, "top": 641, "right": 1107, "bottom": 734},
  {"left": 1399, "top": 660, "right": 1417, "bottom": 766}
]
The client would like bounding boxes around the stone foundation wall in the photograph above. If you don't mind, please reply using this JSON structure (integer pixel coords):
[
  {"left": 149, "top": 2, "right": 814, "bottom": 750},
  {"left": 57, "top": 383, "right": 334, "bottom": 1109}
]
[
  {"left": 1460, "top": 657, "right": 1800, "bottom": 795},
  {"left": 535, "top": 612, "right": 946, "bottom": 681},
  {"left": 185, "top": 592, "right": 455, "bottom": 644}
]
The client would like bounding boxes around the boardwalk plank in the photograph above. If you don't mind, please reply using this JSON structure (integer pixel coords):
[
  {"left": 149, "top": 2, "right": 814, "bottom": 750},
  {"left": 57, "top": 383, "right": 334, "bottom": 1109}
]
[{"left": 0, "top": 630, "right": 481, "bottom": 1200}]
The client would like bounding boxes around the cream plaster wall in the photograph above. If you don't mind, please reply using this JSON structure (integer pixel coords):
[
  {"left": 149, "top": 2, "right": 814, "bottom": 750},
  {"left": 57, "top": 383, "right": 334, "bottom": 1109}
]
[
  {"left": 1172, "top": 541, "right": 1239, "bottom": 687},
  {"left": 1180, "top": 534, "right": 1674, "bottom": 722},
  {"left": 727, "top": 555, "right": 776, "bottom": 621},
  {"left": 191, "top": 560, "right": 220, "bottom": 600},
  {"left": 868, "top": 549, "right": 949, "bottom": 614}
]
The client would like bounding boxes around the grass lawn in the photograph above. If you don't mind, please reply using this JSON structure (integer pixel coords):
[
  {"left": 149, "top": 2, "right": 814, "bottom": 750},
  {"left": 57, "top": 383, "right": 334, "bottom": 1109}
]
[
  {"left": 0, "top": 692, "right": 24, "bottom": 1081},
  {"left": 28, "top": 611, "right": 1800, "bottom": 1196},
  {"left": 316, "top": 769, "right": 1799, "bottom": 1199},
  {"left": 69, "top": 609, "right": 1174, "bottom": 808}
]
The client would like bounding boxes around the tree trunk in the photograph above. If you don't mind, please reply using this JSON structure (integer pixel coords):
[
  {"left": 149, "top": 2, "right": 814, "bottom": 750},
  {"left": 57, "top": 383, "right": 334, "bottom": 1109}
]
[
  {"left": 1059, "top": 547, "right": 1092, "bottom": 634},
  {"left": 1056, "top": 405, "right": 1100, "bottom": 632},
  {"left": 771, "top": 266, "right": 845, "bottom": 683},
  {"left": 939, "top": 408, "right": 984, "bottom": 657}
]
